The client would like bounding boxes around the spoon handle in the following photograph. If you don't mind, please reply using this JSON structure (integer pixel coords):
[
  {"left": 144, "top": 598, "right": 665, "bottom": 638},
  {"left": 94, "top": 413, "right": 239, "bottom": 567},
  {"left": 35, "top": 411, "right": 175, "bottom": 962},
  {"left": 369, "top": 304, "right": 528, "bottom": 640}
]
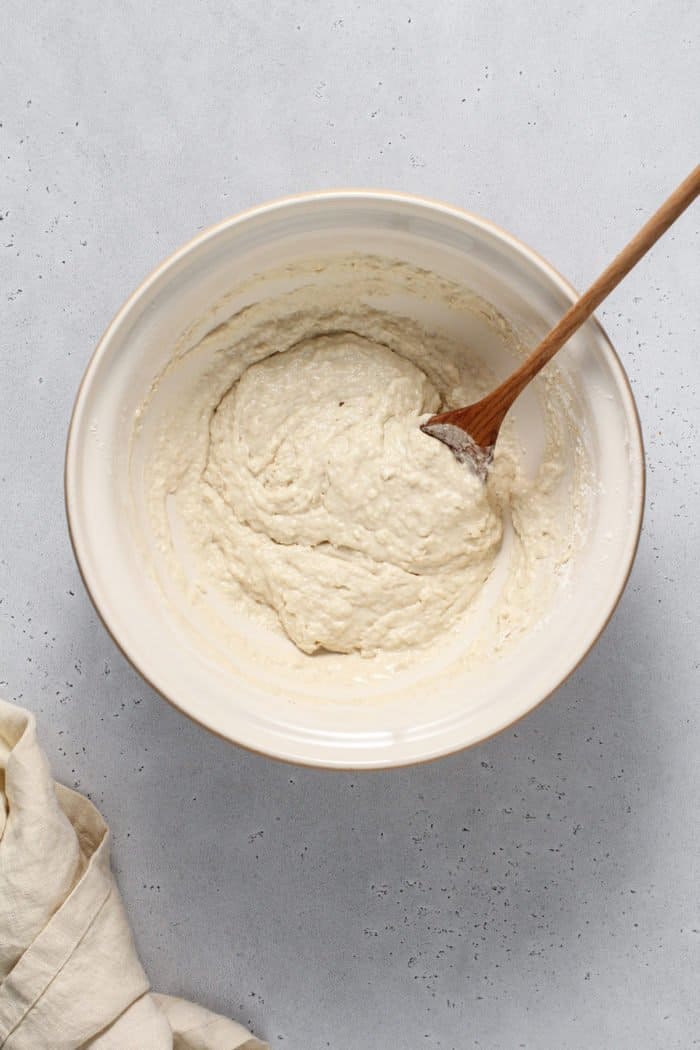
[{"left": 489, "top": 164, "right": 700, "bottom": 412}]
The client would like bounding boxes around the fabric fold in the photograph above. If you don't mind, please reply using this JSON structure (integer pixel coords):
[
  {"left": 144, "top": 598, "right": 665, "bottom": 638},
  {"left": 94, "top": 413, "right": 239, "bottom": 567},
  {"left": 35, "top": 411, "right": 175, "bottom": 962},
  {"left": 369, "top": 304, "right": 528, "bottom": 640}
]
[{"left": 0, "top": 700, "right": 267, "bottom": 1050}]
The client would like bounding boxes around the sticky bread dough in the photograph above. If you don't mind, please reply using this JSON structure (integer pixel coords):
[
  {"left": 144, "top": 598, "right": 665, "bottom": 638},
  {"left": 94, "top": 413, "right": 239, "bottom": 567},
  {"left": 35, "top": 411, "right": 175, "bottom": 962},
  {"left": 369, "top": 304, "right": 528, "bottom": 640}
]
[
  {"left": 196, "top": 333, "right": 503, "bottom": 654},
  {"left": 138, "top": 255, "right": 588, "bottom": 668}
]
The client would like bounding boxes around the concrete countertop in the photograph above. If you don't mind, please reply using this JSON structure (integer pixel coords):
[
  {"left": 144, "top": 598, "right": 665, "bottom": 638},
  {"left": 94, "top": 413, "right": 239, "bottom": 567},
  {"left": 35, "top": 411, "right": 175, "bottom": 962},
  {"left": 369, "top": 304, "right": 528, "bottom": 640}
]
[{"left": 2, "top": 2, "right": 698, "bottom": 1047}]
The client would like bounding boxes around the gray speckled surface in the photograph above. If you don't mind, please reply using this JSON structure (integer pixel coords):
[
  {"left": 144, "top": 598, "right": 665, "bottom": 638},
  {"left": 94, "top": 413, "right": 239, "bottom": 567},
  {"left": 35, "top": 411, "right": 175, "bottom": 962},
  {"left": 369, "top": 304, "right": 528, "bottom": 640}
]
[{"left": 2, "top": 2, "right": 699, "bottom": 1047}]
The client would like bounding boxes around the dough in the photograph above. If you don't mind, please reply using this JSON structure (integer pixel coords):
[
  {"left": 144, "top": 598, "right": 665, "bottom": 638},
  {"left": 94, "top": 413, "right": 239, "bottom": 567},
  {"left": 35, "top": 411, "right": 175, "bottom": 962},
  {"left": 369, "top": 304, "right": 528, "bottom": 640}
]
[
  {"left": 198, "top": 333, "right": 502, "bottom": 654},
  {"left": 138, "top": 255, "right": 587, "bottom": 666}
]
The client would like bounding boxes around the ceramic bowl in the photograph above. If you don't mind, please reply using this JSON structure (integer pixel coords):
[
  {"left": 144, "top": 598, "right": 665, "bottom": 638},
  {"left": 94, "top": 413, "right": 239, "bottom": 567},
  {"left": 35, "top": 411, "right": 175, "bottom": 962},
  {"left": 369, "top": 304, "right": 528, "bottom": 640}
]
[{"left": 65, "top": 191, "right": 644, "bottom": 768}]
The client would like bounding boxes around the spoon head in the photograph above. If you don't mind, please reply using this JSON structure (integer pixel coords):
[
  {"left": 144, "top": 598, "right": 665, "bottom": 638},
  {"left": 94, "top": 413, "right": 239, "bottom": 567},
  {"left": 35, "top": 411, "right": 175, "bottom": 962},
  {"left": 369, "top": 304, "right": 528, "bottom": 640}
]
[{"left": 420, "top": 421, "right": 494, "bottom": 481}]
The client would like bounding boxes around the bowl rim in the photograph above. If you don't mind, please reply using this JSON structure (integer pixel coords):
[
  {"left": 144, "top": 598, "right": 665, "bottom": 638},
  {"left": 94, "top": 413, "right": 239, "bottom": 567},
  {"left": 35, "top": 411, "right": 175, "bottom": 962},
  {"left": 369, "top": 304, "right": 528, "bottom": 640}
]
[{"left": 65, "top": 188, "right": 646, "bottom": 770}]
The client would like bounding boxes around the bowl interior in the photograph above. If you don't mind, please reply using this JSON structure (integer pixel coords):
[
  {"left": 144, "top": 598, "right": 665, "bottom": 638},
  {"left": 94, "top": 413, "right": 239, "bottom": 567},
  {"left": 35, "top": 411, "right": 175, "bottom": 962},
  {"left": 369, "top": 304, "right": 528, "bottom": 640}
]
[{"left": 66, "top": 194, "right": 643, "bottom": 767}]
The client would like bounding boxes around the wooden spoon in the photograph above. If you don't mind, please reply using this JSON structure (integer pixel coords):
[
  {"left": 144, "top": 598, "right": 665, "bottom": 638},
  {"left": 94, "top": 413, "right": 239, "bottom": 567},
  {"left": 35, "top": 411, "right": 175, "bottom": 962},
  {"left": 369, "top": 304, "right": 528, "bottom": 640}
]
[{"left": 421, "top": 165, "right": 700, "bottom": 478}]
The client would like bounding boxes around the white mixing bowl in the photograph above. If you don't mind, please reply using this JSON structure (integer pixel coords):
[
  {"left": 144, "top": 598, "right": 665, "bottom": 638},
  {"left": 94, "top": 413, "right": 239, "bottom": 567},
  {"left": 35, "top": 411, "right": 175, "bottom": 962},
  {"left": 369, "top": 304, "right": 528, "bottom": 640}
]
[{"left": 65, "top": 192, "right": 644, "bottom": 768}]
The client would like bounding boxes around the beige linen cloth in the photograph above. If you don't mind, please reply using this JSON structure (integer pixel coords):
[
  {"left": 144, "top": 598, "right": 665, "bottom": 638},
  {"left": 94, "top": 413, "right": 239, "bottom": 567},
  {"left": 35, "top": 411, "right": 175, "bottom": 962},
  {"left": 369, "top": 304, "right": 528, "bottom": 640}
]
[{"left": 0, "top": 700, "right": 268, "bottom": 1050}]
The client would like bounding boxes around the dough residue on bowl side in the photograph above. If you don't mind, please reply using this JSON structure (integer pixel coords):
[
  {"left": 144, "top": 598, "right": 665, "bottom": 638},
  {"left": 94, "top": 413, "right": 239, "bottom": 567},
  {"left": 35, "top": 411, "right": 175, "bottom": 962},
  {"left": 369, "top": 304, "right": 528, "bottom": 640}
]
[{"left": 137, "top": 255, "right": 590, "bottom": 667}]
